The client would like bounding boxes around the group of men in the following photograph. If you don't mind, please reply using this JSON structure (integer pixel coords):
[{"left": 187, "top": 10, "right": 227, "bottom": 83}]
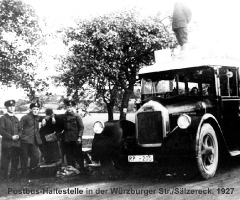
[{"left": 0, "top": 99, "right": 86, "bottom": 182}]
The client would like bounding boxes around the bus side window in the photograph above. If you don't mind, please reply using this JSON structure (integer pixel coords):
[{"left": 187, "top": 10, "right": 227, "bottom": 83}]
[{"left": 219, "top": 68, "right": 237, "bottom": 96}]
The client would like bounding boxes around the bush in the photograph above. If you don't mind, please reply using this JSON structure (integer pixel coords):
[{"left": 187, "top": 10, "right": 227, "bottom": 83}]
[{"left": 15, "top": 106, "right": 28, "bottom": 113}]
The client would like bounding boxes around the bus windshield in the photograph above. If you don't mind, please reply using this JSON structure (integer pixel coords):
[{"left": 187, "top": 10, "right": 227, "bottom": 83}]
[{"left": 141, "top": 66, "right": 215, "bottom": 99}]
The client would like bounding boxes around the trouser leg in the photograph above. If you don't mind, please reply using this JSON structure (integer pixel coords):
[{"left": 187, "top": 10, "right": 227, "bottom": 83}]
[
  {"left": 174, "top": 29, "right": 182, "bottom": 46},
  {"left": 64, "top": 142, "right": 75, "bottom": 167},
  {"left": 20, "top": 143, "right": 29, "bottom": 176},
  {"left": 9, "top": 147, "right": 20, "bottom": 178},
  {"left": 28, "top": 144, "right": 39, "bottom": 169},
  {"left": 75, "top": 143, "right": 85, "bottom": 172},
  {"left": 39, "top": 143, "right": 47, "bottom": 163},
  {"left": 0, "top": 147, "right": 11, "bottom": 180},
  {"left": 59, "top": 140, "right": 65, "bottom": 164}
]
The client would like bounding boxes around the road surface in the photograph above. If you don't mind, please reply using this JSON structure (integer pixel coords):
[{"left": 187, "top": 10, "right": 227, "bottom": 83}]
[{"left": 1, "top": 157, "right": 240, "bottom": 200}]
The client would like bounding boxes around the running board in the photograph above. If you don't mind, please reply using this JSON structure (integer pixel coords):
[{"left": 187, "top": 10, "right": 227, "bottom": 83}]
[{"left": 229, "top": 150, "right": 240, "bottom": 156}]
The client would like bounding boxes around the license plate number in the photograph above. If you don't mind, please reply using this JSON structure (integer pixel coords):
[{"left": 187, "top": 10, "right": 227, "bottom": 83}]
[{"left": 128, "top": 155, "right": 153, "bottom": 162}]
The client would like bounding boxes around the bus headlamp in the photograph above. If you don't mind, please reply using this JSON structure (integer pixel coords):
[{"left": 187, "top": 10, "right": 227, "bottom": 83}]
[
  {"left": 177, "top": 114, "right": 191, "bottom": 129},
  {"left": 93, "top": 121, "right": 105, "bottom": 134}
]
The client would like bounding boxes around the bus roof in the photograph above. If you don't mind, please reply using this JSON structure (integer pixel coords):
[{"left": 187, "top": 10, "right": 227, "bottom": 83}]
[{"left": 139, "top": 57, "right": 240, "bottom": 75}]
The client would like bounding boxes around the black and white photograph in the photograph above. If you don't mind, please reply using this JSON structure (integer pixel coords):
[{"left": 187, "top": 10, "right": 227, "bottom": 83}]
[{"left": 1, "top": 0, "right": 240, "bottom": 199}]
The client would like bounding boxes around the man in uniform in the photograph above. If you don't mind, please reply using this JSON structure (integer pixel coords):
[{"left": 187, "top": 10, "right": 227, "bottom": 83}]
[
  {"left": 20, "top": 102, "right": 42, "bottom": 178},
  {"left": 60, "top": 100, "right": 86, "bottom": 174},
  {"left": 0, "top": 100, "right": 22, "bottom": 181}
]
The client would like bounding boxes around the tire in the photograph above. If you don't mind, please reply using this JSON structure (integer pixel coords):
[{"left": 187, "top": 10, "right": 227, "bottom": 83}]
[
  {"left": 100, "top": 158, "right": 132, "bottom": 179},
  {"left": 196, "top": 123, "right": 219, "bottom": 179}
]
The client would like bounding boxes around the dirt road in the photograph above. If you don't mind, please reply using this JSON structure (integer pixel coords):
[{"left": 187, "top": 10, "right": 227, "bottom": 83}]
[{"left": 1, "top": 157, "right": 240, "bottom": 200}]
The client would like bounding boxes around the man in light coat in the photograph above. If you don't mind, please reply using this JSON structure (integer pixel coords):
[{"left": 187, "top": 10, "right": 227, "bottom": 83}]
[{"left": 172, "top": 1, "right": 192, "bottom": 50}]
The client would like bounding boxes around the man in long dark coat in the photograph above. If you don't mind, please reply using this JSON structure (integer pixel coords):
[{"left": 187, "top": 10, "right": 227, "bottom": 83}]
[
  {"left": 60, "top": 100, "right": 86, "bottom": 174},
  {"left": 0, "top": 100, "right": 22, "bottom": 181},
  {"left": 20, "top": 102, "right": 42, "bottom": 177}
]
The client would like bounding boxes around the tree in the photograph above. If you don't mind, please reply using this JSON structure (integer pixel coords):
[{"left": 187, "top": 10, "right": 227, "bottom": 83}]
[
  {"left": 24, "top": 78, "right": 50, "bottom": 102},
  {"left": 15, "top": 99, "right": 29, "bottom": 113},
  {"left": 57, "top": 61, "right": 120, "bottom": 120},
  {"left": 60, "top": 9, "right": 177, "bottom": 120},
  {"left": 0, "top": 0, "right": 44, "bottom": 92}
]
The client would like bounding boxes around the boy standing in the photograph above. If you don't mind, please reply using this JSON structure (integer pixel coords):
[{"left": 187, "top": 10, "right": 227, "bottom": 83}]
[{"left": 0, "top": 100, "right": 22, "bottom": 181}]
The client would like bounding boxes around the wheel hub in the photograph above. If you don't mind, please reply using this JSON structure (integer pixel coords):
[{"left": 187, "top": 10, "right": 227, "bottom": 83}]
[{"left": 201, "top": 134, "right": 215, "bottom": 170}]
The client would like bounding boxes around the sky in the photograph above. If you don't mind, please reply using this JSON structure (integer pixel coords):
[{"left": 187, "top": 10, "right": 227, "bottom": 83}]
[
  {"left": 22, "top": 0, "right": 240, "bottom": 56},
  {"left": 2, "top": 0, "right": 240, "bottom": 103},
  {"left": 24, "top": 0, "right": 174, "bottom": 20}
]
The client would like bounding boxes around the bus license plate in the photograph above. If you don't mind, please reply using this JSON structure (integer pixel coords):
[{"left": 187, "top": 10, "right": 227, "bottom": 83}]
[{"left": 128, "top": 155, "right": 153, "bottom": 162}]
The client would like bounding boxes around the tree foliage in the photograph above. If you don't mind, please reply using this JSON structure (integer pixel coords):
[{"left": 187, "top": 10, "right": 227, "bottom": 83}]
[
  {"left": 59, "top": 9, "right": 177, "bottom": 120},
  {"left": 15, "top": 98, "right": 29, "bottom": 113},
  {"left": 0, "top": 0, "right": 44, "bottom": 96}
]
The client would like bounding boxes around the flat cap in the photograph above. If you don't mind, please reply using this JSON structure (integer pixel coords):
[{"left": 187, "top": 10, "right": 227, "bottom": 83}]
[
  {"left": 4, "top": 100, "right": 16, "bottom": 107},
  {"left": 64, "top": 100, "right": 76, "bottom": 107},
  {"left": 30, "top": 102, "right": 41, "bottom": 109}
]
